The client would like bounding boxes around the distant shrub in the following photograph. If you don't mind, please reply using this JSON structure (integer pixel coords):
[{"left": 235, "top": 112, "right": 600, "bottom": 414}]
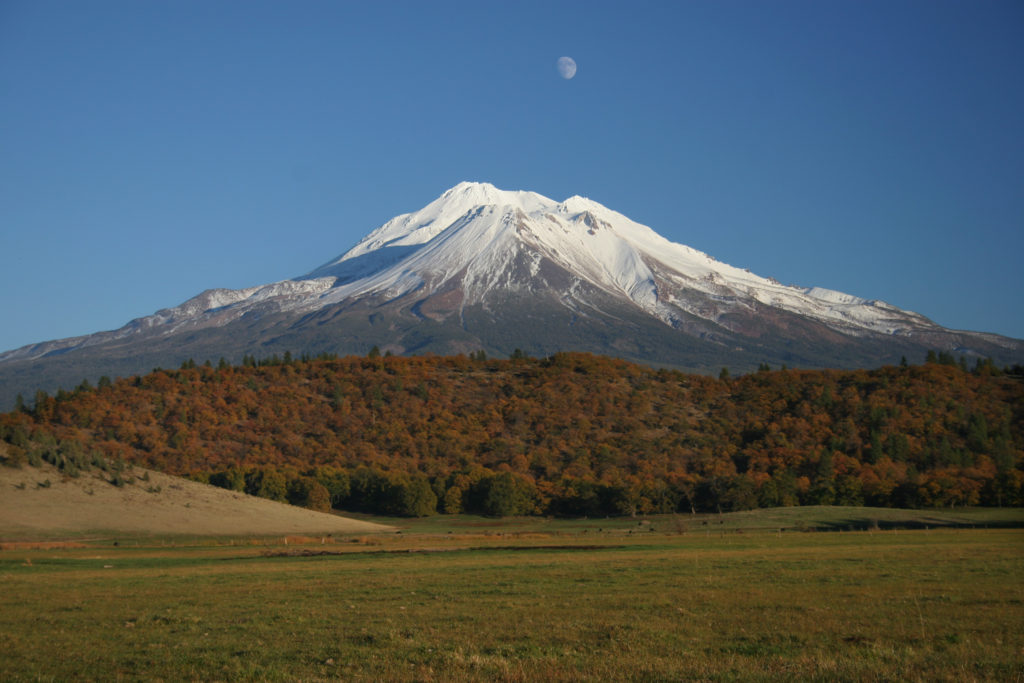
[
  {"left": 90, "top": 451, "right": 108, "bottom": 471},
  {"left": 305, "top": 481, "right": 332, "bottom": 512},
  {"left": 287, "top": 477, "right": 332, "bottom": 512},
  {"left": 1, "top": 445, "right": 26, "bottom": 469}
]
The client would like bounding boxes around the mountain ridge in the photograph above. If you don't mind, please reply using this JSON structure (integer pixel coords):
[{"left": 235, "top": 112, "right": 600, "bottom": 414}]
[{"left": 0, "top": 181, "right": 1020, "bottom": 408}]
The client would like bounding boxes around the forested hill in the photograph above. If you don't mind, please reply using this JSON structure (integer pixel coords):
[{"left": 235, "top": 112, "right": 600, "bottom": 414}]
[{"left": 1, "top": 352, "right": 1022, "bottom": 517}]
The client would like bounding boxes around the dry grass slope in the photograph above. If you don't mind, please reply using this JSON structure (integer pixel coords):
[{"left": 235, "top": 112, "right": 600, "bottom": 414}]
[{"left": 0, "top": 463, "right": 393, "bottom": 538}]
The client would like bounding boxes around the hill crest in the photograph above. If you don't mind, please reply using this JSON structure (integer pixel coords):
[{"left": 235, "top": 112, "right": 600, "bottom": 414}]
[
  {"left": 0, "top": 459, "right": 393, "bottom": 537},
  {"left": 3, "top": 352, "right": 1021, "bottom": 517}
]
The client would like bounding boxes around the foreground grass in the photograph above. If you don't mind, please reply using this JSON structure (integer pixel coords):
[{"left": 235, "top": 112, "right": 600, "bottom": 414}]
[{"left": 1, "top": 523, "right": 1022, "bottom": 681}]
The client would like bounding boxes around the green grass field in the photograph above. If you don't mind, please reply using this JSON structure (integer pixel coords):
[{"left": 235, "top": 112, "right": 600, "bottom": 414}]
[{"left": 2, "top": 509, "right": 1023, "bottom": 681}]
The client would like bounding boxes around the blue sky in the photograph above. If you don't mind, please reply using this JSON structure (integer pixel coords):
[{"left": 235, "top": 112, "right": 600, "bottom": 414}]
[{"left": 2, "top": 0, "right": 1022, "bottom": 353}]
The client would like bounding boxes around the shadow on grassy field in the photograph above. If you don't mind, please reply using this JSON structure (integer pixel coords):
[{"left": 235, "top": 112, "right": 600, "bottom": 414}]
[{"left": 355, "top": 505, "right": 1024, "bottom": 536}]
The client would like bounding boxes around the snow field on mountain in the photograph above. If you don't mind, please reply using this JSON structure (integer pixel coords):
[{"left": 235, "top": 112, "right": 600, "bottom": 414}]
[
  {"left": 303, "top": 182, "right": 931, "bottom": 336},
  {"left": 0, "top": 181, "right": 955, "bottom": 367}
]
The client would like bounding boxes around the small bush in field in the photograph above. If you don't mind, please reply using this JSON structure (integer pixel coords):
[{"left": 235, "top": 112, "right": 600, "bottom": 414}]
[
  {"left": 1, "top": 445, "right": 26, "bottom": 469},
  {"left": 92, "top": 452, "right": 108, "bottom": 471}
]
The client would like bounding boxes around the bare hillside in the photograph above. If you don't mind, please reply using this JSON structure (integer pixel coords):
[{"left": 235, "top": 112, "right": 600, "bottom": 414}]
[{"left": 0, "top": 463, "right": 393, "bottom": 537}]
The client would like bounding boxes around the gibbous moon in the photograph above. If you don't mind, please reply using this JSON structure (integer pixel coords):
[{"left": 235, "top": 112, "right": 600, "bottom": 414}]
[{"left": 557, "top": 56, "right": 577, "bottom": 80}]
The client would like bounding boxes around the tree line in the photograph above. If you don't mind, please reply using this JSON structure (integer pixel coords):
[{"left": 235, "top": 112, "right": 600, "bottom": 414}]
[{"left": 1, "top": 350, "right": 1021, "bottom": 516}]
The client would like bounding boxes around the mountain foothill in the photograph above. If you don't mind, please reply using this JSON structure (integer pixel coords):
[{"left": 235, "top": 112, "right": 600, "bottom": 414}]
[{"left": 2, "top": 351, "right": 1021, "bottom": 517}]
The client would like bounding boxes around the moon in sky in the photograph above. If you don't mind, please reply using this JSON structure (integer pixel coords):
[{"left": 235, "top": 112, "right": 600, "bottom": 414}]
[{"left": 557, "top": 56, "right": 577, "bottom": 80}]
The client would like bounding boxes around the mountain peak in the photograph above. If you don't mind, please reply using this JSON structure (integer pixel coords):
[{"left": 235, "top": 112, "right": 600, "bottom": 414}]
[
  {"left": 301, "top": 183, "right": 942, "bottom": 340},
  {"left": 559, "top": 194, "right": 593, "bottom": 210},
  {"left": 440, "top": 181, "right": 540, "bottom": 209},
  {"left": 2, "top": 181, "right": 1019, "bottom": 407},
  {"left": 317, "top": 183, "right": 1018, "bottom": 353},
  {"left": 444, "top": 180, "right": 500, "bottom": 196}
]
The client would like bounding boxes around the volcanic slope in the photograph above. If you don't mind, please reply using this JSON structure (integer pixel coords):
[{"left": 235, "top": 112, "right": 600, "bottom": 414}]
[{"left": 0, "top": 182, "right": 1019, "bottom": 407}]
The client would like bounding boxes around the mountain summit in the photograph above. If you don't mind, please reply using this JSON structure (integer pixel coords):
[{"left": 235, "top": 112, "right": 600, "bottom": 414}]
[
  {"left": 304, "top": 181, "right": 938, "bottom": 338},
  {"left": 0, "top": 182, "right": 1019, "bottom": 406}
]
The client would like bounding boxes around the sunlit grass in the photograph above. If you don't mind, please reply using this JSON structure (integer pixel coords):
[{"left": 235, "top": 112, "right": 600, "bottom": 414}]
[{"left": 1, "top": 521, "right": 1022, "bottom": 680}]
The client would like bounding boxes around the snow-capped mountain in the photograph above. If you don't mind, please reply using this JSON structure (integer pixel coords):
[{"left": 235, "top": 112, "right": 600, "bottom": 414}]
[
  {"left": 0, "top": 182, "right": 1019, "bottom": 407},
  {"left": 301, "top": 181, "right": 937, "bottom": 337}
]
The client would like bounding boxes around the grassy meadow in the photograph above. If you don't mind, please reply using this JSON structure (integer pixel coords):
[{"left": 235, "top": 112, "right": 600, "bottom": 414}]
[{"left": 1, "top": 508, "right": 1022, "bottom": 681}]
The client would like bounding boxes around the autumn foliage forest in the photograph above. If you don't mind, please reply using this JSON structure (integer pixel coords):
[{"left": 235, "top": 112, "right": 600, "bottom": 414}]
[{"left": 1, "top": 351, "right": 1022, "bottom": 517}]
